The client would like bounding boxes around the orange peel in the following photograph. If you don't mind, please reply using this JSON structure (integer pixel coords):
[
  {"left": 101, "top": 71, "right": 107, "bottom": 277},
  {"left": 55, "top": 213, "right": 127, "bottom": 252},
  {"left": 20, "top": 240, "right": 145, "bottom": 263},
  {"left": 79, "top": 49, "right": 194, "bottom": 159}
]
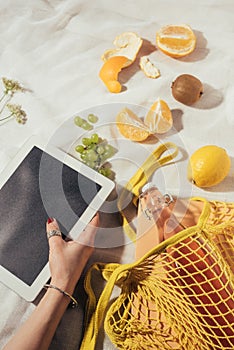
[
  {"left": 102, "top": 32, "right": 143, "bottom": 67},
  {"left": 144, "top": 99, "right": 173, "bottom": 134},
  {"left": 116, "top": 107, "right": 150, "bottom": 141},
  {"left": 99, "top": 55, "right": 130, "bottom": 93},
  {"left": 156, "top": 24, "right": 196, "bottom": 58},
  {"left": 139, "top": 56, "right": 160, "bottom": 78}
]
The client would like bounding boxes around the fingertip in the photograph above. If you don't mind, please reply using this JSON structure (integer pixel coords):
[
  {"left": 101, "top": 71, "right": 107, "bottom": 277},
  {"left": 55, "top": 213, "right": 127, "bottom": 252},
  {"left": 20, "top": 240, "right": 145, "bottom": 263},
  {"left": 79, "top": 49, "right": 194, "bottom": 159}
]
[
  {"left": 46, "top": 217, "right": 60, "bottom": 232},
  {"left": 47, "top": 217, "right": 54, "bottom": 224}
]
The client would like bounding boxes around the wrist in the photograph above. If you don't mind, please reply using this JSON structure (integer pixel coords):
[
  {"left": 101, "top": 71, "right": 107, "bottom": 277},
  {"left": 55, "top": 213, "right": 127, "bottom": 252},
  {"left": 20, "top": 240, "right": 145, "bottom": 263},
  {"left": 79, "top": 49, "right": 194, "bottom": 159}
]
[
  {"left": 49, "top": 278, "right": 76, "bottom": 295},
  {"left": 44, "top": 283, "right": 78, "bottom": 308}
]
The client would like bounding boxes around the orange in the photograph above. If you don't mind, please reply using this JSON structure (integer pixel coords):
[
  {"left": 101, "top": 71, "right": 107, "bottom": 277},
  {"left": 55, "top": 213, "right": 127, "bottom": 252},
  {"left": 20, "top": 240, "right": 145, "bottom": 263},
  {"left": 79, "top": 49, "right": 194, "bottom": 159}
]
[
  {"left": 99, "top": 56, "right": 130, "bottom": 93},
  {"left": 156, "top": 24, "right": 196, "bottom": 58},
  {"left": 116, "top": 108, "right": 150, "bottom": 141},
  {"left": 144, "top": 99, "right": 173, "bottom": 134}
]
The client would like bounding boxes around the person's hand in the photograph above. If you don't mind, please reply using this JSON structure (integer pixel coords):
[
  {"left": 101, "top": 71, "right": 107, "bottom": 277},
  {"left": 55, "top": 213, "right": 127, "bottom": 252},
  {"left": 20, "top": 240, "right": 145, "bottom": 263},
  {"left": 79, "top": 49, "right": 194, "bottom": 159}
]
[{"left": 46, "top": 214, "right": 99, "bottom": 294}]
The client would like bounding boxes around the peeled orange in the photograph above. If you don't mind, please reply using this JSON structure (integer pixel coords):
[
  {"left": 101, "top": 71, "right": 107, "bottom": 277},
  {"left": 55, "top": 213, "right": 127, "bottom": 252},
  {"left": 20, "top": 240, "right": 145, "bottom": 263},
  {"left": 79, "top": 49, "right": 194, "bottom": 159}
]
[
  {"left": 144, "top": 99, "right": 173, "bottom": 134},
  {"left": 156, "top": 24, "right": 196, "bottom": 58},
  {"left": 187, "top": 145, "right": 231, "bottom": 187},
  {"left": 116, "top": 108, "right": 150, "bottom": 141},
  {"left": 99, "top": 56, "right": 130, "bottom": 93}
]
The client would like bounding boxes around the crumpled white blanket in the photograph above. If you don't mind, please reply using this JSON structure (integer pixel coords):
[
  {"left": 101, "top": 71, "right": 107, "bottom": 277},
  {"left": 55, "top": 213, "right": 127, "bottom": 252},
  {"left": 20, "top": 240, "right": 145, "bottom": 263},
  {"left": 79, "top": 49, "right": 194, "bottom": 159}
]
[{"left": 0, "top": 0, "right": 234, "bottom": 349}]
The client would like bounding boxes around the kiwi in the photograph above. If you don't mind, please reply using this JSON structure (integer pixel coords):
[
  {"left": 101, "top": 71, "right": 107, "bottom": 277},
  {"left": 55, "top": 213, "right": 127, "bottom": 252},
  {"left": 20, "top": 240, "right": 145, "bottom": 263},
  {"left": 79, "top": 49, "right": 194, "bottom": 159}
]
[{"left": 171, "top": 74, "right": 203, "bottom": 105}]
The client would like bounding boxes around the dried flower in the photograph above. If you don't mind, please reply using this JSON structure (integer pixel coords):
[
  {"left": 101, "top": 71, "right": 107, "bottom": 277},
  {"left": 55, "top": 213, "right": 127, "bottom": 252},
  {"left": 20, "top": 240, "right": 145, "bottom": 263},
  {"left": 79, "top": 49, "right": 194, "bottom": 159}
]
[
  {"left": 2, "top": 77, "right": 26, "bottom": 95},
  {"left": 0, "top": 77, "right": 28, "bottom": 126},
  {"left": 6, "top": 103, "right": 27, "bottom": 124}
]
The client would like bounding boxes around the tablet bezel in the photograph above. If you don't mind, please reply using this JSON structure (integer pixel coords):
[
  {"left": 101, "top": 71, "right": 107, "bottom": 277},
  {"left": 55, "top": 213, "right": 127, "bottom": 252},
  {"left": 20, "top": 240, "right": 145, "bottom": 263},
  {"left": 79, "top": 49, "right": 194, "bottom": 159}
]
[{"left": 0, "top": 136, "right": 114, "bottom": 301}]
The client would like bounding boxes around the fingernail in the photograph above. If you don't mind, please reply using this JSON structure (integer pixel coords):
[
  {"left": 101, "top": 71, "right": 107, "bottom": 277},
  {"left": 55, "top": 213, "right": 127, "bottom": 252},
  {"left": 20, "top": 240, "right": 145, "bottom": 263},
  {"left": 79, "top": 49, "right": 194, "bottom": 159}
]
[{"left": 47, "top": 217, "right": 54, "bottom": 224}]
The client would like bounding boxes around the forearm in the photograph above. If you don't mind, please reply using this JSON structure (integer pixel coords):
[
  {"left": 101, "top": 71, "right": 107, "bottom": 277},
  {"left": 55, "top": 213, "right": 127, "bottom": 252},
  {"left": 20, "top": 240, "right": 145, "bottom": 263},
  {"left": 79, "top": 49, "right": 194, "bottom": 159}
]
[
  {"left": 3, "top": 281, "right": 75, "bottom": 350},
  {"left": 3, "top": 214, "right": 98, "bottom": 350}
]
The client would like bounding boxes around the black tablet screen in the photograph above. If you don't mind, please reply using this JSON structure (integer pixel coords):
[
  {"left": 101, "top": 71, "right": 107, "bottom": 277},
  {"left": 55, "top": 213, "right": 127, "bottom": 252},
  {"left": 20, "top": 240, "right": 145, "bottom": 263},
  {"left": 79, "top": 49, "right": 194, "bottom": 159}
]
[{"left": 0, "top": 147, "right": 101, "bottom": 285}]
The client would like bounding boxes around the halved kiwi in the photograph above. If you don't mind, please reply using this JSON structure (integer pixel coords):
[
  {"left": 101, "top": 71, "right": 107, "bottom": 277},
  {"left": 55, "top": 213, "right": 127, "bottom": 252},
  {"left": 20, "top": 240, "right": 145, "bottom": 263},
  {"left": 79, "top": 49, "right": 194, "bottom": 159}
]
[{"left": 171, "top": 74, "right": 203, "bottom": 105}]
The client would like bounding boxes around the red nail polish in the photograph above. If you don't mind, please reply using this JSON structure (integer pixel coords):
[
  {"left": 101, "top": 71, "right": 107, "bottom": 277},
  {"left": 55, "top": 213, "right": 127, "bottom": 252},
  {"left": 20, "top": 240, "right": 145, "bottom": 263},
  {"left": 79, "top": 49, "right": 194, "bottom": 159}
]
[{"left": 47, "top": 217, "right": 54, "bottom": 224}]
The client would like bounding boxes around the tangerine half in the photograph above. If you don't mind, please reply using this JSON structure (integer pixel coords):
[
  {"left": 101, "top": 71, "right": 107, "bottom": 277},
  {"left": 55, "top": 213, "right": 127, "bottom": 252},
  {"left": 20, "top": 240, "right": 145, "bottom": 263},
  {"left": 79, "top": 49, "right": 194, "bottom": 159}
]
[{"left": 156, "top": 24, "right": 196, "bottom": 58}]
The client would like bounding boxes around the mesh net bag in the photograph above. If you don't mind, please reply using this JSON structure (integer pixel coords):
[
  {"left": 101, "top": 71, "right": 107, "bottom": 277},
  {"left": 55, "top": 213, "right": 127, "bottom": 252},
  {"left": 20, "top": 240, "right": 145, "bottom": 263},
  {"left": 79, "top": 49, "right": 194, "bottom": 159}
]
[
  {"left": 105, "top": 198, "right": 234, "bottom": 350},
  {"left": 80, "top": 143, "right": 234, "bottom": 350}
]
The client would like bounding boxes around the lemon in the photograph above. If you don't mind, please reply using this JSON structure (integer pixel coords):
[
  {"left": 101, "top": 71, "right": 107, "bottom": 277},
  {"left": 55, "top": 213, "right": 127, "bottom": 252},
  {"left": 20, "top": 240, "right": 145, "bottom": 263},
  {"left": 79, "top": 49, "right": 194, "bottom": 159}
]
[{"left": 187, "top": 145, "right": 231, "bottom": 187}]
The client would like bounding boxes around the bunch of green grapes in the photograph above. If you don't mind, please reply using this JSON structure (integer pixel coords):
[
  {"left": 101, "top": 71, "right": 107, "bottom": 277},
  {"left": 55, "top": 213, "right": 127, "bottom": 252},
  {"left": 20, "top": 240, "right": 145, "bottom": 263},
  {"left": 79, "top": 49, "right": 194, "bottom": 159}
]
[{"left": 75, "top": 133, "right": 116, "bottom": 178}]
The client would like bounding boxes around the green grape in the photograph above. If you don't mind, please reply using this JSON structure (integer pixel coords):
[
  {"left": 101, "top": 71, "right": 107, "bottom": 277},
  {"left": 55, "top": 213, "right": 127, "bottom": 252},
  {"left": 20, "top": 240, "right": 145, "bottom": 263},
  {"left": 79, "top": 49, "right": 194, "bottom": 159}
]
[
  {"left": 82, "top": 137, "right": 92, "bottom": 146},
  {"left": 88, "top": 114, "right": 98, "bottom": 123},
  {"left": 80, "top": 152, "right": 87, "bottom": 160},
  {"left": 85, "top": 160, "right": 95, "bottom": 168},
  {"left": 106, "top": 168, "right": 112, "bottom": 178},
  {"left": 75, "top": 145, "right": 85, "bottom": 153},
  {"left": 86, "top": 149, "right": 98, "bottom": 162},
  {"left": 74, "top": 116, "right": 83, "bottom": 127},
  {"left": 91, "top": 133, "right": 99, "bottom": 143},
  {"left": 96, "top": 145, "right": 105, "bottom": 155},
  {"left": 104, "top": 168, "right": 112, "bottom": 177},
  {"left": 104, "top": 144, "right": 115, "bottom": 156},
  {"left": 101, "top": 152, "right": 107, "bottom": 161},
  {"left": 98, "top": 167, "right": 107, "bottom": 176},
  {"left": 98, "top": 167, "right": 112, "bottom": 178},
  {"left": 82, "top": 121, "right": 93, "bottom": 130},
  {"left": 87, "top": 143, "right": 96, "bottom": 150}
]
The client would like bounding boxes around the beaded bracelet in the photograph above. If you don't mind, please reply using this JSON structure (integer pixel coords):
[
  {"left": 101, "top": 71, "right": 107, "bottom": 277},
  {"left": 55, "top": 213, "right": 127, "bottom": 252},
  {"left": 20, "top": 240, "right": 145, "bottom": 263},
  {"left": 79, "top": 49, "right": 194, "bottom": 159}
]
[{"left": 44, "top": 284, "right": 78, "bottom": 308}]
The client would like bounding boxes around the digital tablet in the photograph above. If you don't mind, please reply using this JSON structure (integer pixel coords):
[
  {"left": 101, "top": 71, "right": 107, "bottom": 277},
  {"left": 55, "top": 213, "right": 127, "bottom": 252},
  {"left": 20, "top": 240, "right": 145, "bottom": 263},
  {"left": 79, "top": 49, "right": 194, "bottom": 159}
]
[{"left": 0, "top": 136, "right": 114, "bottom": 302}]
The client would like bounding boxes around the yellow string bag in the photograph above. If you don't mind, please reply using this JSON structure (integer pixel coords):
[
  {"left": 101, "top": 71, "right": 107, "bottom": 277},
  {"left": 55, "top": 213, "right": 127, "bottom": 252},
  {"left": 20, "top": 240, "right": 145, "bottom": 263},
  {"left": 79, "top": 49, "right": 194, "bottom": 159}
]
[{"left": 80, "top": 142, "right": 234, "bottom": 350}]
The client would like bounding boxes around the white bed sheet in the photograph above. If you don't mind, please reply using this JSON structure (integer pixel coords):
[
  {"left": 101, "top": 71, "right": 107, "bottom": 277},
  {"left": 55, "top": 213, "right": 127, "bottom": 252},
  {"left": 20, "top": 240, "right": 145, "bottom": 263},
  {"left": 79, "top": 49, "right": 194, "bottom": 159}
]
[{"left": 0, "top": 1, "right": 234, "bottom": 349}]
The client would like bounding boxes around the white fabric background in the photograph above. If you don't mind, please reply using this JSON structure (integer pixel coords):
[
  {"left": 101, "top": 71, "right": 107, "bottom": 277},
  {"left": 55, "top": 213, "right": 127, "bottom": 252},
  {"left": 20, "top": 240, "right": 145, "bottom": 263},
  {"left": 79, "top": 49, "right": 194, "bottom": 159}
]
[{"left": 0, "top": 0, "right": 234, "bottom": 349}]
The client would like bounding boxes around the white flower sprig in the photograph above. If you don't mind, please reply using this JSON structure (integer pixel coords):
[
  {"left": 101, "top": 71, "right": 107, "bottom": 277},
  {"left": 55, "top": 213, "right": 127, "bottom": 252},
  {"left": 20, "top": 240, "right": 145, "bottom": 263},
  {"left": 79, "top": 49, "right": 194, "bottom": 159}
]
[{"left": 0, "top": 77, "right": 28, "bottom": 125}]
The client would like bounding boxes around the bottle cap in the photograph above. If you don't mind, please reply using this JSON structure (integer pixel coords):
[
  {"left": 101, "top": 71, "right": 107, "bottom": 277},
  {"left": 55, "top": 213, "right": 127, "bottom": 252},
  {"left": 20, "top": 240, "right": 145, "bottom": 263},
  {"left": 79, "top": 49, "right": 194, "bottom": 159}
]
[{"left": 141, "top": 182, "right": 158, "bottom": 194}]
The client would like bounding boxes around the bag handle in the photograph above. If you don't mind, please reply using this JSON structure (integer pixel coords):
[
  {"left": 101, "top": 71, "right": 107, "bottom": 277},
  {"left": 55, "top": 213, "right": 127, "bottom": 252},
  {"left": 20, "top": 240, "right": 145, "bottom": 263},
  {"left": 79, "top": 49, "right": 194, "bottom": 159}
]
[
  {"left": 81, "top": 262, "right": 130, "bottom": 350},
  {"left": 117, "top": 141, "right": 179, "bottom": 242}
]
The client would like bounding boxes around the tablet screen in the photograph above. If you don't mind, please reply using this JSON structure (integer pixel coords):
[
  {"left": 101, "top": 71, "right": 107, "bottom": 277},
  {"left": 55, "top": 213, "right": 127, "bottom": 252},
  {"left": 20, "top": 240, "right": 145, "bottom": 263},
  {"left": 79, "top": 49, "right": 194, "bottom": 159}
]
[{"left": 0, "top": 146, "right": 101, "bottom": 286}]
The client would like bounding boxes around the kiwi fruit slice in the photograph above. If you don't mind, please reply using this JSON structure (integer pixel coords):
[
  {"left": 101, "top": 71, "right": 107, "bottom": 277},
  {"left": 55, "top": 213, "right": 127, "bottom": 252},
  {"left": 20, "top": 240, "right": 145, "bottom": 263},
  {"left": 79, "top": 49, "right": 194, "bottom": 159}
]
[{"left": 171, "top": 74, "right": 203, "bottom": 105}]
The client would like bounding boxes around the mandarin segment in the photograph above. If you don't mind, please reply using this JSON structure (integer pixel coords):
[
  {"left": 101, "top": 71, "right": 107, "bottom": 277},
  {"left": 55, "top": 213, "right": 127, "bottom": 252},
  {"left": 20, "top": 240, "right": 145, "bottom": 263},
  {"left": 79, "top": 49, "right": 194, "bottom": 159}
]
[
  {"left": 116, "top": 108, "right": 150, "bottom": 141},
  {"left": 144, "top": 99, "right": 173, "bottom": 134},
  {"left": 156, "top": 24, "right": 196, "bottom": 58},
  {"left": 139, "top": 56, "right": 161, "bottom": 79}
]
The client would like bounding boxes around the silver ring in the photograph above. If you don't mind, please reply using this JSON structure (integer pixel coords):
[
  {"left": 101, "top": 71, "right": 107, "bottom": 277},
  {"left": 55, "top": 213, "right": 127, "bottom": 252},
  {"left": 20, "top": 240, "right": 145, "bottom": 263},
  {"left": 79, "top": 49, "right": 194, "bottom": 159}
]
[{"left": 47, "top": 229, "right": 62, "bottom": 239}]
